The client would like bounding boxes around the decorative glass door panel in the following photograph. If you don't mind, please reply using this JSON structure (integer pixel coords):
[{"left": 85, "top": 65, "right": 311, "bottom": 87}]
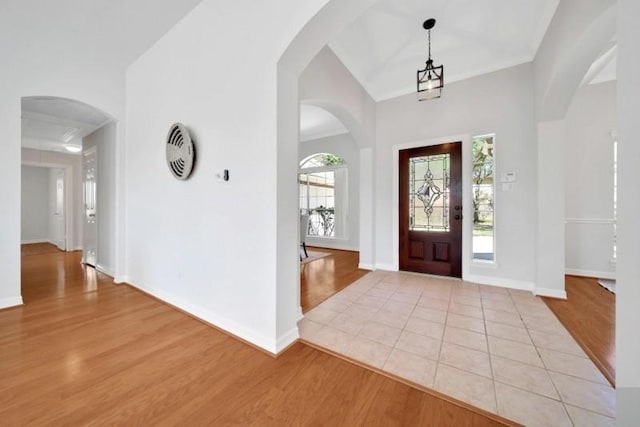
[
  {"left": 409, "top": 153, "right": 450, "bottom": 232},
  {"left": 400, "top": 143, "right": 462, "bottom": 277}
]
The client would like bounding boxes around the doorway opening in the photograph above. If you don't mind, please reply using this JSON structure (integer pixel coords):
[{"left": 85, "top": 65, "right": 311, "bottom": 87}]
[
  {"left": 298, "top": 104, "right": 369, "bottom": 312},
  {"left": 20, "top": 96, "right": 114, "bottom": 302}
]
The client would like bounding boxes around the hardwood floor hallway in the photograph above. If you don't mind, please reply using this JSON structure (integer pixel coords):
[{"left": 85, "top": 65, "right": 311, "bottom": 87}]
[
  {"left": 0, "top": 245, "right": 511, "bottom": 426},
  {"left": 300, "top": 247, "right": 370, "bottom": 313}
]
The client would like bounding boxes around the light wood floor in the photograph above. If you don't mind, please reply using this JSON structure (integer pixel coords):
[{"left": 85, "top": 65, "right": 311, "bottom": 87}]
[
  {"left": 1, "top": 244, "right": 509, "bottom": 426},
  {"left": 300, "top": 246, "right": 370, "bottom": 313},
  {"left": 543, "top": 275, "right": 616, "bottom": 386}
]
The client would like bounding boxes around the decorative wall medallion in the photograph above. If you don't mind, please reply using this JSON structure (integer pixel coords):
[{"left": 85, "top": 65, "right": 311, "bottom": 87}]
[{"left": 166, "top": 123, "right": 195, "bottom": 180}]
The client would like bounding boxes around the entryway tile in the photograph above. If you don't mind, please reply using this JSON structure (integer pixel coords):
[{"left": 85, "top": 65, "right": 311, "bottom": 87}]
[
  {"left": 328, "top": 312, "right": 369, "bottom": 335},
  {"left": 446, "top": 313, "right": 485, "bottom": 334},
  {"left": 481, "top": 298, "right": 519, "bottom": 314},
  {"left": 305, "top": 306, "right": 341, "bottom": 324},
  {"left": 448, "top": 302, "right": 484, "bottom": 319},
  {"left": 310, "top": 326, "right": 353, "bottom": 353},
  {"left": 381, "top": 300, "right": 415, "bottom": 316},
  {"left": 549, "top": 372, "right": 616, "bottom": 418},
  {"left": 434, "top": 364, "right": 497, "bottom": 414},
  {"left": 537, "top": 348, "right": 609, "bottom": 385},
  {"left": 488, "top": 336, "right": 544, "bottom": 367},
  {"left": 528, "top": 329, "right": 587, "bottom": 357},
  {"left": 443, "top": 326, "right": 488, "bottom": 352},
  {"left": 439, "top": 342, "right": 492, "bottom": 378},
  {"left": 495, "top": 382, "right": 571, "bottom": 427},
  {"left": 404, "top": 316, "right": 445, "bottom": 340},
  {"left": 359, "top": 321, "right": 403, "bottom": 347},
  {"left": 390, "top": 291, "right": 420, "bottom": 305},
  {"left": 374, "top": 309, "right": 410, "bottom": 329},
  {"left": 383, "top": 348, "right": 437, "bottom": 388},
  {"left": 491, "top": 355, "right": 559, "bottom": 399},
  {"left": 394, "top": 330, "right": 441, "bottom": 360},
  {"left": 522, "top": 314, "right": 571, "bottom": 336},
  {"left": 298, "top": 318, "right": 324, "bottom": 339},
  {"left": 343, "top": 336, "right": 393, "bottom": 369},
  {"left": 564, "top": 404, "right": 615, "bottom": 427},
  {"left": 485, "top": 320, "right": 532, "bottom": 345},
  {"left": 411, "top": 306, "right": 447, "bottom": 324},
  {"left": 483, "top": 308, "right": 524, "bottom": 327}
]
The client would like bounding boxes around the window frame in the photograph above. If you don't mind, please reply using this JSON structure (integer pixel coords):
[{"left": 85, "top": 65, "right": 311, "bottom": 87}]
[
  {"left": 471, "top": 133, "right": 497, "bottom": 265},
  {"left": 299, "top": 153, "right": 348, "bottom": 240}
]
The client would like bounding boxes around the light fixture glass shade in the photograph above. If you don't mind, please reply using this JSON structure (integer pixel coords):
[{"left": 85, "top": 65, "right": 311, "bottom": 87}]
[
  {"left": 417, "top": 60, "right": 444, "bottom": 101},
  {"left": 64, "top": 144, "right": 82, "bottom": 153}
]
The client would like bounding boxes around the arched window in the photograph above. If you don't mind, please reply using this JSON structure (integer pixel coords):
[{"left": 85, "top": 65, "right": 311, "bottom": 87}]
[{"left": 299, "top": 153, "right": 348, "bottom": 239}]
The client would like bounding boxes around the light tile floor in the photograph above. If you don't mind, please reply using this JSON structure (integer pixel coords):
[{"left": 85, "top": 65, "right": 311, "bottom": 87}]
[{"left": 299, "top": 270, "right": 615, "bottom": 427}]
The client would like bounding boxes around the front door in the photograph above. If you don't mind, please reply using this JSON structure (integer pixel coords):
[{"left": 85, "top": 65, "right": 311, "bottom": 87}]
[{"left": 399, "top": 142, "right": 462, "bottom": 277}]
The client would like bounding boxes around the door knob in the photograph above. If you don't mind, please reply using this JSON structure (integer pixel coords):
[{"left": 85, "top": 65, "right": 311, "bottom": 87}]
[
  {"left": 454, "top": 214, "right": 462, "bottom": 220},
  {"left": 454, "top": 205, "right": 462, "bottom": 211}
]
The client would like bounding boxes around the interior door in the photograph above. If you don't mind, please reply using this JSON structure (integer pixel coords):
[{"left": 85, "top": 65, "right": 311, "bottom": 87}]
[
  {"left": 83, "top": 148, "right": 98, "bottom": 267},
  {"left": 52, "top": 168, "right": 66, "bottom": 250},
  {"left": 399, "top": 142, "right": 462, "bottom": 277}
]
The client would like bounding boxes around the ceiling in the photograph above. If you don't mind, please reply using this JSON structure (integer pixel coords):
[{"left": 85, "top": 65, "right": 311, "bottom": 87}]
[
  {"left": 299, "top": 105, "right": 348, "bottom": 142},
  {"left": 329, "top": 0, "right": 560, "bottom": 101},
  {"left": 1, "top": 0, "right": 205, "bottom": 75},
  {"left": 22, "top": 97, "right": 112, "bottom": 154}
]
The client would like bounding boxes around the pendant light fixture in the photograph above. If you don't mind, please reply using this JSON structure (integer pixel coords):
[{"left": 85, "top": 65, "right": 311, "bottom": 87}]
[{"left": 417, "top": 18, "right": 444, "bottom": 101}]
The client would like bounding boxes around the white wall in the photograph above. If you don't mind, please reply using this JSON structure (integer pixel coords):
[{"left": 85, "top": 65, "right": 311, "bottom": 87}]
[
  {"left": 83, "top": 122, "right": 117, "bottom": 275},
  {"left": 21, "top": 166, "right": 50, "bottom": 243},
  {"left": 299, "top": 133, "right": 360, "bottom": 251},
  {"left": 22, "top": 148, "right": 83, "bottom": 251},
  {"left": 125, "top": 0, "right": 339, "bottom": 353},
  {"left": 300, "top": 46, "right": 375, "bottom": 148},
  {"left": 616, "top": 0, "right": 640, "bottom": 420},
  {"left": 565, "top": 81, "right": 616, "bottom": 279},
  {"left": 376, "top": 63, "right": 537, "bottom": 290}
]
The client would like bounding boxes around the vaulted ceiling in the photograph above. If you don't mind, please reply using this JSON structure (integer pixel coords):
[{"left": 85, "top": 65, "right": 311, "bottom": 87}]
[{"left": 329, "top": 0, "right": 560, "bottom": 101}]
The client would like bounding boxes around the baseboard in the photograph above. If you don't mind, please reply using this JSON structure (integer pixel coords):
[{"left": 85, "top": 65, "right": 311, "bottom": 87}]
[
  {"left": 126, "top": 279, "right": 280, "bottom": 354},
  {"left": 21, "top": 239, "right": 49, "bottom": 244},
  {"left": 95, "top": 264, "right": 114, "bottom": 278},
  {"left": 358, "top": 263, "right": 374, "bottom": 270},
  {"left": 463, "top": 273, "right": 534, "bottom": 293},
  {"left": 534, "top": 287, "right": 567, "bottom": 299},
  {"left": 113, "top": 276, "right": 129, "bottom": 284},
  {"left": 375, "top": 263, "right": 398, "bottom": 272},
  {"left": 565, "top": 268, "right": 616, "bottom": 280},
  {"left": 0, "top": 296, "right": 24, "bottom": 310},
  {"left": 275, "top": 326, "right": 299, "bottom": 354}
]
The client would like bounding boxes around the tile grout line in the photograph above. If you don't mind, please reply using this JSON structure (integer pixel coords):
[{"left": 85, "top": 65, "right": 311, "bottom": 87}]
[
  {"left": 511, "top": 290, "right": 575, "bottom": 426},
  {"left": 482, "top": 288, "right": 501, "bottom": 417},
  {"left": 432, "top": 284, "right": 455, "bottom": 390}
]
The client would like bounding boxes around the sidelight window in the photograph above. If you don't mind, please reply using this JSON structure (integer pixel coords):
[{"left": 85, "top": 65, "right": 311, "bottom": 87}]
[{"left": 472, "top": 135, "right": 495, "bottom": 262}]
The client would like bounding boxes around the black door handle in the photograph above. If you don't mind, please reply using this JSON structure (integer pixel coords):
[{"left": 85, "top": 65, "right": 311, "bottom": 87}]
[{"left": 454, "top": 214, "right": 462, "bottom": 220}]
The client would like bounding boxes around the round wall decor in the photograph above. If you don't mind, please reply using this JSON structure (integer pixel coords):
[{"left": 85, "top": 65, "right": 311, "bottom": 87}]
[{"left": 166, "top": 123, "right": 195, "bottom": 180}]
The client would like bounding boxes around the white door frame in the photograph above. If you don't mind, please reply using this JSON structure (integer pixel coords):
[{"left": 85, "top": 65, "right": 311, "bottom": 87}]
[{"left": 391, "top": 134, "right": 473, "bottom": 279}]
